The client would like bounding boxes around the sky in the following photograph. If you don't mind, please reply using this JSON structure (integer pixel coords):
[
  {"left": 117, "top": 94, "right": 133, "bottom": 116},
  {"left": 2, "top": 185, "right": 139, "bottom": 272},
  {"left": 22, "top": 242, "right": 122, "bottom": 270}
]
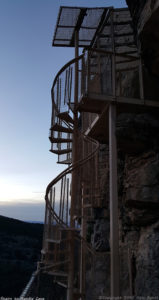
[{"left": 0, "top": 0, "right": 126, "bottom": 222}]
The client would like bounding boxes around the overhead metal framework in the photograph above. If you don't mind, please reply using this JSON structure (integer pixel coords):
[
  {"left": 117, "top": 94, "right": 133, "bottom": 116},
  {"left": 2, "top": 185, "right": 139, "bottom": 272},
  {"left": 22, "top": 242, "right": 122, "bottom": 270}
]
[{"left": 52, "top": 6, "right": 110, "bottom": 47}]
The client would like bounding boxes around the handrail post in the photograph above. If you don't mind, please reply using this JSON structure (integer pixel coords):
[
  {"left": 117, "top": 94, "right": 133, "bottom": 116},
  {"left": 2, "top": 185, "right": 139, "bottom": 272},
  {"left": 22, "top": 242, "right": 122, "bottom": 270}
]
[
  {"left": 139, "top": 57, "right": 144, "bottom": 102},
  {"left": 87, "top": 51, "right": 90, "bottom": 95},
  {"left": 80, "top": 183, "right": 85, "bottom": 300},
  {"left": 67, "top": 29, "right": 79, "bottom": 300},
  {"left": 111, "top": 9, "right": 116, "bottom": 99},
  {"left": 109, "top": 8, "right": 120, "bottom": 297},
  {"left": 81, "top": 55, "right": 84, "bottom": 96},
  {"left": 109, "top": 103, "right": 120, "bottom": 297}
]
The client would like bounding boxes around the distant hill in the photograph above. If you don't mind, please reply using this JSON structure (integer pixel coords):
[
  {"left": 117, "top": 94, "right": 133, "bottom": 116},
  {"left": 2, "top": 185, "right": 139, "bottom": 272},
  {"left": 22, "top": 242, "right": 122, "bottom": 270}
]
[{"left": 0, "top": 215, "right": 43, "bottom": 297}]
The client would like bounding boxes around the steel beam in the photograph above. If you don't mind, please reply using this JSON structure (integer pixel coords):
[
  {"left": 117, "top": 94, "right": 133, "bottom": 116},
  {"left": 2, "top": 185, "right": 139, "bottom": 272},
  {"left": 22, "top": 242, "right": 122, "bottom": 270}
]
[
  {"left": 109, "top": 103, "right": 120, "bottom": 296},
  {"left": 67, "top": 29, "right": 79, "bottom": 300}
]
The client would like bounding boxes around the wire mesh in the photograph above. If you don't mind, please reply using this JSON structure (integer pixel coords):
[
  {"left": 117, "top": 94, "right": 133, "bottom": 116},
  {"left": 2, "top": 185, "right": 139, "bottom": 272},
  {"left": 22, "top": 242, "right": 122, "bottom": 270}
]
[{"left": 53, "top": 7, "right": 108, "bottom": 47}]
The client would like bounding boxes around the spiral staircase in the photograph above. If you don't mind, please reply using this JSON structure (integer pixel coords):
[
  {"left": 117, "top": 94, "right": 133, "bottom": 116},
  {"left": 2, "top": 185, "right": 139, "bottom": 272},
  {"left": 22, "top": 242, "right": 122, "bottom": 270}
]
[
  {"left": 39, "top": 48, "right": 103, "bottom": 300},
  {"left": 20, "top": 6, "right": 159, "bottom": 299},
  {"left": 39, "top": 6, "right": 146, "bottom": 299}
]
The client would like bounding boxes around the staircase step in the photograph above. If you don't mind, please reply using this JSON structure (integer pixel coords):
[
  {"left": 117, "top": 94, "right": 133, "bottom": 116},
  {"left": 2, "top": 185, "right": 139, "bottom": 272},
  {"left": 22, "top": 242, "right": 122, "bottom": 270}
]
[
  {"left": 58, "top": 112, "right": 74, "bottom": 124},
  {"left": 48, "top": 259, "right": 70, "bottom": 268},
  {"left": 60, "top": 227, "right": 80, "bottom": 232},
  {"left": 56, "top": 281, "right": 67, "bottom": 288},
  {"left": 51, "top": 123, "right": 73, "bottom": 134},
  {"left": 43, "top": 249, "right": 69, "bottom": 256},
  {"left": 57, "top": 158, "right": 72, "bottom": 165},
  {"left": 49, "top": 137, "right": 72, "bottom": 143},
  {"left": 46, "top": 238, "right": 60, "bottom": 244},
  {"left": 45, "top": 271, "right": 68, "bottom": 277},
  {"left": 83, "top": 204, "right": 92, "bottom": 208},
  {"left": 50, "top": 148, "right": 72, "bottom": 155}
]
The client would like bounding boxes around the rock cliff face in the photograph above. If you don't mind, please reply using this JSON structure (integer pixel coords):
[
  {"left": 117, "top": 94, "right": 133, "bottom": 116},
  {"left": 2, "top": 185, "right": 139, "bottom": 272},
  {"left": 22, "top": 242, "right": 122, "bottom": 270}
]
[
  {"left": 88, "top": 122, "right": 159, "bottom": 296},
  {"left": 126, "top": 0, "right": 159, "bottom": 77},
  {"left": 121, "top": 1, "right": 159, "bottom": 295}
]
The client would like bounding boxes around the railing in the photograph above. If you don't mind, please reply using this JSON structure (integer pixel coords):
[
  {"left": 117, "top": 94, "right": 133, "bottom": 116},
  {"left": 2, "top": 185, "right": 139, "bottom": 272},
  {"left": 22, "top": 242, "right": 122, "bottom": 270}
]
[
  {"left": 20, "top": 270, "right": 39, "bottom": 298},
  {"left": 40, "top": 131, "right": 100, "bottom": 293},
  {"left": 50, "top": 49, "right": 143, "bottom": 148},
  {"left": 86, "top": 48, "right": 143, "bottom": 99},
  {"left": 51, "top": 48, "right": 142, "bottom": 103}
]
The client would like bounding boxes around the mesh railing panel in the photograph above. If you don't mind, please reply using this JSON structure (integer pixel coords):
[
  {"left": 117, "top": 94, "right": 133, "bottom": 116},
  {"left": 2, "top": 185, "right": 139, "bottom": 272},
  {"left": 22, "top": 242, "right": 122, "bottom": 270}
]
[
  {"left": 58, "top": 152, "right": 72, "bottom": 164},
  {"left": 53, "top": 7, "right": 108, "bottom": 47}
]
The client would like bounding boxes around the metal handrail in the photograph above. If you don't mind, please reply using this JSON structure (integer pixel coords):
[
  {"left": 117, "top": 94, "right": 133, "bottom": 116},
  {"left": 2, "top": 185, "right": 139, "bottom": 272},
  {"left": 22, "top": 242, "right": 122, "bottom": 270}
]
[
  {"left": 50, "top": 48, "right": 141, "bottom": 119},
  {"left": 52, "top": 54, "right": 83, "bottom": 91},
  {"left": 20, "top": 270, "right": 39, "bottom": 298},
  {"left": 51, "top": 49, "right": 139, "bottom": 95},
  {"left": 48, "top": 47, "right": 142, "bottom": 227},
  {"left": 45, "top": 133, "right": 99, "bottom": 228}
]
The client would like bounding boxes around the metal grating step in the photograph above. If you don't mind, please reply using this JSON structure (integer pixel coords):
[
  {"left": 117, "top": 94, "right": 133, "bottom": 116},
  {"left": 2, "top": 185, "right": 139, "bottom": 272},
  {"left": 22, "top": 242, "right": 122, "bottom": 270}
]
[
  {"left": 46, "top": 238, "right": 61, "bottom": 244},
  {"left": 45, "top": 271, "right": 68, "bottom": 277},
  {"left": 51, "top": 123, "right": 73, "bottom": 134},
  {"left": 50, "top": 148, "right": 72, "bottom": 155},
  {"left": 49, "top": 137, "right": 72, "bottom": 143},
  {"left": 58, "top": 112, "right": 74, "bottom": 125},
  {"left": 57, "top": 158, "right": 72, "bottom": 165}
]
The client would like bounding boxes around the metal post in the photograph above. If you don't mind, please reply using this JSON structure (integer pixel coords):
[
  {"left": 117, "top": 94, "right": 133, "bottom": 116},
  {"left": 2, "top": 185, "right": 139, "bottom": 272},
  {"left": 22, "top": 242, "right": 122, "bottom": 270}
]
[
  {"left": 48, "top": 189, "right": 53, "bottom": 237},
  {"left": 80, "top": 183, "right": 85, "bottom": 300},
  {"left": 109, "top": 8, "right": 120, "bottom": 296},
  {"left": 42, "top": 199, "right": 48, "bottom": 254},
  {"left": 86, "top": 51, "right": 90, "bottom": 95},
  {"left": 67, "top": 29, "right": 79, "bottom": 300},
  {"left": 109, "top": 103, "right": 120, "bottom": 296},
  {"left": 139, "top": 57, "right": 144, "bottom": 102}
]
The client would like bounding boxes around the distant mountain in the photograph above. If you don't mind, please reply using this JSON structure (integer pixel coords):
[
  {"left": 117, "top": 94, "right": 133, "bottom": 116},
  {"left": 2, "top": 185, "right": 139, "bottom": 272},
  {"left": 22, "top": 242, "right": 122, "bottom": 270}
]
[{"left": 0, "top": 215, "right": 43, "bottom": 297}]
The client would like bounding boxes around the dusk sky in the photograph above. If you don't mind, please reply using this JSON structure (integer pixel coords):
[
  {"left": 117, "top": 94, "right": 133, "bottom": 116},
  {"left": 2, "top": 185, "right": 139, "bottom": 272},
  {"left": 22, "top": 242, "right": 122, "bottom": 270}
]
[{"left": 0, "top": 0, "right": 126, "bottom": 222}]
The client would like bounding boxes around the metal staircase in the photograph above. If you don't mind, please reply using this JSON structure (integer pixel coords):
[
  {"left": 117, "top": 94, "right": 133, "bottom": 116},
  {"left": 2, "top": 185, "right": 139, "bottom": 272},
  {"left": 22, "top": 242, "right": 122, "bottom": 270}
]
[
  {"left": 40, "top": 6, "right": 150, "bottom": 299},
  {"left": 40, "top": 44, "right": 143, "bottom": 300},
  {"left": 41, "top": 137, "right": 100, "bottom": 294},
  {"left": 20, "top": 6, "right": 159, "bottom": 299},
  {"left": 40, "top": 45, "right": 108, "bottom": 299}
]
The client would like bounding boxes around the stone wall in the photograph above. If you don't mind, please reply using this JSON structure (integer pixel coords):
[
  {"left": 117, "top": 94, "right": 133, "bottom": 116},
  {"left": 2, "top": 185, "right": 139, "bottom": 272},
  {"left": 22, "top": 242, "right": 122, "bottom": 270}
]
[
  {"left": 87, "top": 113, "right": 159, "bottom": 297},
  {"left": 126, "top": 0, "right": 159, "bottom": 77}
]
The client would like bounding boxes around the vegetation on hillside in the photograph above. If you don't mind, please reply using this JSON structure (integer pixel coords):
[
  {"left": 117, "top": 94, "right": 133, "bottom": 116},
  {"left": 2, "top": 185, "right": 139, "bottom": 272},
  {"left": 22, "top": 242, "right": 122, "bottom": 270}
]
[{"left": 0, "top": 215, "right": 43, "bottom": 297}]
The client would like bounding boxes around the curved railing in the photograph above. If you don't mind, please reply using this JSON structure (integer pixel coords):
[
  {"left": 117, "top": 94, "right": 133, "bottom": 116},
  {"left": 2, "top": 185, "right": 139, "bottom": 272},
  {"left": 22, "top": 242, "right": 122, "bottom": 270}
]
[
  {"left": 41, "top": 130, "right": 100, "bottom": 292},
  {"left": 50, "top": 49, "right": 141, "bottom": 119},
  {"left": 43, "top": 132, "right": 99, "bottom": 235},
  {"left": 49, "top": 53, "right": 85, "bottom": 164},
  {"left": 49, "top": 48, "right": 142, "bottom": 162}
]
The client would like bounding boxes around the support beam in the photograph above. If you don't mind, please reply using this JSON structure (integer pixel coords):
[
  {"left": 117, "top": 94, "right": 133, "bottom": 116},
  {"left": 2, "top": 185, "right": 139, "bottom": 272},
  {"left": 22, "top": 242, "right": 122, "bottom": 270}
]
[
  {"left": 80, "top": 184, "right": 86, "bottom": 300},
  {"left": 67, "top": 29, "right": 79, "bottom": 300},
  {"left": 109, "top": 103, "right": 120, "bottom": 296}
]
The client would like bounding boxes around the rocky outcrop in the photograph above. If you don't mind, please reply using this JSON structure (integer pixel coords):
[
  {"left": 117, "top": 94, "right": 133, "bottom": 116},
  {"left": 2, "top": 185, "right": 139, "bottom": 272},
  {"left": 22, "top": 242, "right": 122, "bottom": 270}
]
[
  {"left": 117, "top": 113, "right": 159, "bottom": 153},
  {"left": 135, "top": 222, "right": 159, "bottom": 296},
  {"left": 86, "top": 108, "right": 159, "bottom": 297},
  {"left": 126, "top": 0, "right": 159, "bottom": 77},
  {"left": 109, "top": 2, "right": 159, "bottom": 295},
  {"left": 85, "top": 2, "right": 159, "bottom": 298},
  {"left": 91, "top": 218, "right": 110, "bottom": 252}
]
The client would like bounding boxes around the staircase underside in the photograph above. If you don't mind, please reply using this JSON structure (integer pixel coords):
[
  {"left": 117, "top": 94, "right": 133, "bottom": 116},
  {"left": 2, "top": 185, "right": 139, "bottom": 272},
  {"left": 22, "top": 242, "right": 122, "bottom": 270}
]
[
  {"left": 49, "top": 137, "right": 72, "bottom": 143},
  {"left": 51, "top": 123, "right": 73, "bottom": 134},
  {"left": 82, "top": 93, "right": 159, "bottom": 149},
  {"left": 57, "top": 112, "right": 74, "bottom": 124},
  {"left": 50, "top": 149, "right": 72, "bottom": 155}
]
